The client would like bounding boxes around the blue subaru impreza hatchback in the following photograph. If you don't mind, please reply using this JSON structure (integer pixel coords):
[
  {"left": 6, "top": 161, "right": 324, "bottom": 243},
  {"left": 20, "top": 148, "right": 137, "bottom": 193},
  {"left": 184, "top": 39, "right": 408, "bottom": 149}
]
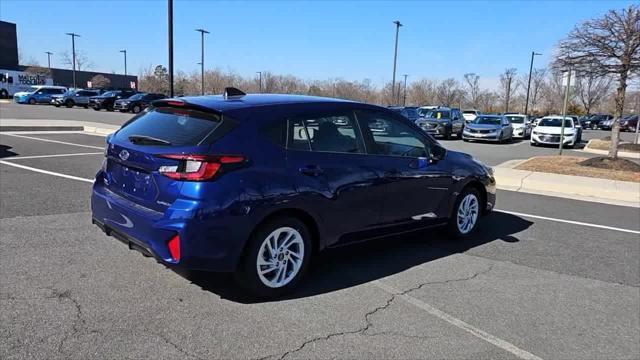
[{"left": 91, "top": 88, "right": 496, "bottom": 298}]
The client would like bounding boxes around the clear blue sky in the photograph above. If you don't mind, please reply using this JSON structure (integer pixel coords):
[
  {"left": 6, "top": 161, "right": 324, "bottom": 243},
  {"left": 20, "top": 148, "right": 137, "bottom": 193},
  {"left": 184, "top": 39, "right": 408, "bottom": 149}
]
[{"left": 0, "top": 0, "right": 634, "bottom": 89}]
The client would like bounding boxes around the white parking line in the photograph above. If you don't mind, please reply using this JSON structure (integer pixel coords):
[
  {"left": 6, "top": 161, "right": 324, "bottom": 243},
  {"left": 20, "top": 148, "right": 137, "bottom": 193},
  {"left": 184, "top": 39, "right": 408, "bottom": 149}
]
[
  {"left": 372, "top": 280, "right": 543, "bottom": 360},
  {"left": 6, "top": 152, "right": 103, "bottom": 160},
  {"left": 495, "top": 209, "right": 640, "bottom": 235},
  {"left": 0, "top": 160, "right": 94, "bottom": 183},
  {"left": 1, "top": 133, "right": 103, "bottom": 150}
]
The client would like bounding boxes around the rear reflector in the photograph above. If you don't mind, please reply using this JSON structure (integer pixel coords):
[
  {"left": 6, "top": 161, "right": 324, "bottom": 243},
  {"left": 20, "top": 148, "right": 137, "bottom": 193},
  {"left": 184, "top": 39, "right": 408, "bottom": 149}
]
[
  {"left": 157, "top": 154, "right": 245, "bottom": 181},
  {"left": 167, "top": 234, "right": 180, "bottom": 261}
]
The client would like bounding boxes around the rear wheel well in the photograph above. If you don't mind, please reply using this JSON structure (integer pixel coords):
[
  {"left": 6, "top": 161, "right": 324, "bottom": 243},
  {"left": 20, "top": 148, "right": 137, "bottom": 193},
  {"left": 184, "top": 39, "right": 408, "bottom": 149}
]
[
  {"left": 463, "top": 180, "right": 487, "bottom": 215},
  {"left": 249, "top": 208, "right": 321, "bottom": 254}
]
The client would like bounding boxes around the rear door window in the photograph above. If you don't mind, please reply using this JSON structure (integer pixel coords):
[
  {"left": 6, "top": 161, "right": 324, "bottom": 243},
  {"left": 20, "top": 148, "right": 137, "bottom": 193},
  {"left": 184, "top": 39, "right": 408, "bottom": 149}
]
[
  {"left": 114, "top": 107, "right": 222, "bottom": 146},
  {"left": 287, "top": 112, "right": 364, "bottom": 154}
]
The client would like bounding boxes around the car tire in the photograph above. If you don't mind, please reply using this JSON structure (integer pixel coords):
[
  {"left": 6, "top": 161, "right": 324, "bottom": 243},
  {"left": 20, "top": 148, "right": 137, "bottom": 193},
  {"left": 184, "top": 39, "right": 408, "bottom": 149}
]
[
  {"left": 119, "top": 110, "right": 128, "bottom": 113},
  {"left": 65, "top": 100, "right": 74, "bottom": 108},
  {"left": 83, "top": 105, "right": 89, "bottom": 109},
  {"left": 463, "top": 139, "right": 469, "bottom": 142},
  {"left": 106, "top": 104, "right": 114, "bottom": 112},
  {"left": 132, "top": 105, "right": 141, "bottom": 114},
  {"left": 0, "top": 89, "right": 8, "bottom": 99},
  {"left": 234, "top": 216, "right": 312, "bottom": 298},
  {"left": 28, "top": 98, "right": 36, "bottom": 105},
  {"left": 444, "top": 127, "right": 452, "bottom": 140},
  {"left": 447, "top": 187, "right": 482, "bottom": 239},
  {"left": 530, "top": 141, "right": 536, "bottom": 146}
]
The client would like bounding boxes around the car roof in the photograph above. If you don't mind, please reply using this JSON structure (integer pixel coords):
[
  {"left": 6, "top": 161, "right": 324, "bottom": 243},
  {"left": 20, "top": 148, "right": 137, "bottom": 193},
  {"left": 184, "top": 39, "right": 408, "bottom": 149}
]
[{"left": 178, "top": 94, "right": 353, "bottom": 113}]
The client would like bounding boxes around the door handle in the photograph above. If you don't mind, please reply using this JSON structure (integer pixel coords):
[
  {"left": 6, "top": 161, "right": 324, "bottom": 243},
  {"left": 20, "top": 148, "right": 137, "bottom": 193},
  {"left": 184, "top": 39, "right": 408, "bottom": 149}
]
[{"left": 299, "top": 165, "right": 323, "bottom": 176}]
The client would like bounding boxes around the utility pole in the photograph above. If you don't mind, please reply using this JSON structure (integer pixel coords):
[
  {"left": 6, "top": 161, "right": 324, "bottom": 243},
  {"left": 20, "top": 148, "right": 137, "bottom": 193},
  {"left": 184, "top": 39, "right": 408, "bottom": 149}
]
[
  {"left": 256, "top": 71, "right": 262, "bottom": 93},
  {"left": 391, "top": 20, "right": 402, "bottom": 105},
  {"left": 524, "top": 51, "right": 541, "bottom": 116},
  {"left": 559, "top": 69, "right": 572, "bottom": 156},
  {"left": 505, "top": 76, "right": 512, "bottom": 113},
  {"left": 195, "top": 28, "right": 209, "bottom": 95},
  {"left": 635, "top": 94, "right": 639, "bottom": 144},
  {"left": 45, "top": 51, "right": 53, "bottom": 70},
  {"left": 168, "top": 0, "right": 174, "bottom": 97},
  {"left": 65, "top": 33, "right": 80, "bottom": 89},
  {"left": 119, "top": 50, "right": 127, "bottom": 76},
  {"left": 402, "top": 74, "right": 408, "bottom": 106}
]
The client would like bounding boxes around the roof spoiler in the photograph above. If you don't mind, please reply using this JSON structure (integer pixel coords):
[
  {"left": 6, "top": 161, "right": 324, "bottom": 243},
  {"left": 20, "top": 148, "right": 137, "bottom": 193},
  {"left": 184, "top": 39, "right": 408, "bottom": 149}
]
[{"left": 223, "top": 87, "right": 246, "bottom": 99}]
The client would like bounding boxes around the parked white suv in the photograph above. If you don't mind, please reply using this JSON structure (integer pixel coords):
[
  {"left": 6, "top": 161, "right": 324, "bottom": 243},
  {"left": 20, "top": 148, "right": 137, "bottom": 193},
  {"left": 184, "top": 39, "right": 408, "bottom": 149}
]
[
  {"left": 462, "top": 109, "right": 481, "bottom": 123},
  {"left": 531, "top": 116, "right": 578, "bottom": 148}
]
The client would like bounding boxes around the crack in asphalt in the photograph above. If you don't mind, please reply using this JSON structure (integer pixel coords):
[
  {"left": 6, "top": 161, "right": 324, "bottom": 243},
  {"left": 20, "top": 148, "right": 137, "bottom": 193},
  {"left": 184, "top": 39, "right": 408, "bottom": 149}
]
[
  {"left": 49, "top": 288, "right": 87, "bottom": 356},
  {"left": 257, "top": 265, "right": 494, "bottom": 360},
  {"left": 145, "top": 329, "right": 208, "bottom": 360}
]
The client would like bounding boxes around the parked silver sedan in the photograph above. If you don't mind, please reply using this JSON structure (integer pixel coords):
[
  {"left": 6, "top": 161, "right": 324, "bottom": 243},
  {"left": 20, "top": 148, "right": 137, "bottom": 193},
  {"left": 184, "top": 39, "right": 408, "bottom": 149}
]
[{"left": 462, "top": 115, "right": 513, "bottom": 143}]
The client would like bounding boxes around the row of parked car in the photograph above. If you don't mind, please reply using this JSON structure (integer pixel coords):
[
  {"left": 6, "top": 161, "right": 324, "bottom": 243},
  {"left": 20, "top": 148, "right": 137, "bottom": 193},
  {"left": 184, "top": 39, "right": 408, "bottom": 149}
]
[
  {"left": 12, "top": 85, "right": 166, "bottom": 114},
  {"left": 389, "top": 105, "right": 638, "bottom": 147}
]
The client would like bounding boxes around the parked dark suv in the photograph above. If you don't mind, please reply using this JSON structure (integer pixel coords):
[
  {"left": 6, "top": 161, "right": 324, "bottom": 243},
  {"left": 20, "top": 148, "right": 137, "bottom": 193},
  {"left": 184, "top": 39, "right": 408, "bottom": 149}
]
[
  {"left": 89, "top": 90, "right": 137, "bottom": 111},
  {"left": 91, "top": 89, "right": 496, "bottom": 298},
  {"left": 114, "top": 93, "right": 166, "bottom": 113}
]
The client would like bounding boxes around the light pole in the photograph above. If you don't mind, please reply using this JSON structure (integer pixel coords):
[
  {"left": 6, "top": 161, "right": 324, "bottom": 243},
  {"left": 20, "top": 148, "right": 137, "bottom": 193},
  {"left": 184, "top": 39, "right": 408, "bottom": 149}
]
[
  {"left": 45, "top": 51, "right": 53, "bottom": 70},
  {"left": 402, "top": 74, "right": 408, "bottom": 106},
  {"left": 391, "top": 20, "right": 402, "bottom": 105},
  {"left": 524, "top": 51, "right": 542, "bottom": 116},
  {"left": 168, "top": 0, "right": 174, "bottom": 97},
  {"left": 65, "top": 33, "right": 80, "bottom": 89},
  {"left": 195, "top": 28, "right": 209, "bottom": 95},
  {"left": 559, "top": 69, "right": 572, "bottom": 156},
  {"left": 256, "top": 71, "right": 262, "bottom": 93},
  {"left": 119, "top": 50, "right": 127, "bottom": 76}
]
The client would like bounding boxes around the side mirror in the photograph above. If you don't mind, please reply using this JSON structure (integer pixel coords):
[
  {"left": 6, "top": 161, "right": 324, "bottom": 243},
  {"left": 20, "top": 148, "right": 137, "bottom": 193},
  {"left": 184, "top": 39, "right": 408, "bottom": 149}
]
[{"left": 430, "top": 145, "right": 446, "bottom": 162}]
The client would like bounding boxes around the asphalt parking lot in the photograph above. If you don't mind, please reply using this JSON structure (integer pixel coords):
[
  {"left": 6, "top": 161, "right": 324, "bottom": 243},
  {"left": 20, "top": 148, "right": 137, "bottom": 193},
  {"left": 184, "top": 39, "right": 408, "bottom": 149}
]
[
  {"left": 1, "top": 125, "right": 639, "bottom": 359},
  {"left": 1, "top": 102, "right": 640, "bottom": 359}
]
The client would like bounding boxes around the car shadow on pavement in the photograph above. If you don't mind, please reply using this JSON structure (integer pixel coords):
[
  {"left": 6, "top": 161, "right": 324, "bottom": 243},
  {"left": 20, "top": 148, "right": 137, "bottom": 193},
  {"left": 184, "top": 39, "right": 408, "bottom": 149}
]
[
  {"left": 0, "top": 144, "right": 18, "bottom": 158},
  {"left": 183, "top": 211, "right": 533, "bottom": 303}
]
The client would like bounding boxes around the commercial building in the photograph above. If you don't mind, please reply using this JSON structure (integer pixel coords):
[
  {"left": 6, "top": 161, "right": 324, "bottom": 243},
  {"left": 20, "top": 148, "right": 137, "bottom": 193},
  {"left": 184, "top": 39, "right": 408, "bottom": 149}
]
[{"left": 0, "top": 20, "right": 137, "bottom": 90}]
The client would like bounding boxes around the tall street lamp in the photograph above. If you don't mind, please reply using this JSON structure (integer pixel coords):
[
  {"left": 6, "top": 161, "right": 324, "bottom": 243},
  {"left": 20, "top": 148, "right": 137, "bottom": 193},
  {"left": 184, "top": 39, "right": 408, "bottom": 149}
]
[
  {"left": 65, "top": 33, "right": 80, "bottom": 89},
  {"left": 402, "top": 74, "right": 408, "bottom": 106},
  {"left": 119, "top": 50, "right": 127, "bottom": 76},
  {"left": 195, "top": 28, "right": 209, "bottom": 95},
  {"left": 391, "top": 20, "right": 403, "bottom": 105},
  {"left": 168, "top": 0, "right": 174, "bottom": 97},
  {"left": 524, "top": 51, "right": 542, "bottom": 116},
  {"left": 45, "top": 51, "right": 53, "bottom": 70}
]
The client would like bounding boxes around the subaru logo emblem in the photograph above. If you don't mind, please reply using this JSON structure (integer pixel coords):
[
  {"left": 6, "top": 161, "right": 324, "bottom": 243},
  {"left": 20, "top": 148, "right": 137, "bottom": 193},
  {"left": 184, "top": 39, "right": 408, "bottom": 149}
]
[{"left": 119, "top": 150, "right": 130, "bottom": 161}]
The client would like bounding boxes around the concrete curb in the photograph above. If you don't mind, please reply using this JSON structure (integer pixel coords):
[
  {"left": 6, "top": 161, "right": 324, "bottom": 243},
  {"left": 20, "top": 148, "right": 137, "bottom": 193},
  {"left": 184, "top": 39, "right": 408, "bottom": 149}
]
[
  {"left": 0, "top": 119, "right": 118, "bottom": 136},
  {"left": 581, "top": 145, "right": 640, "bottom": 160},
  {"left": 494, "top": 167, "right": 640, "bottom": 208}
]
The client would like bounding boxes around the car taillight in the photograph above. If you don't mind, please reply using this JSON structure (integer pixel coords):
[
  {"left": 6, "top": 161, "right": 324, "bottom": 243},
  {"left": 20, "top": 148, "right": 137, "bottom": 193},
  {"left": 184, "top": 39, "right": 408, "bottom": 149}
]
[
  {"left": 157, "top": 154, "right": 245, "bottom": 181},
  {"left": 167, "top": 234, "right": 180, "bottom": 262}
]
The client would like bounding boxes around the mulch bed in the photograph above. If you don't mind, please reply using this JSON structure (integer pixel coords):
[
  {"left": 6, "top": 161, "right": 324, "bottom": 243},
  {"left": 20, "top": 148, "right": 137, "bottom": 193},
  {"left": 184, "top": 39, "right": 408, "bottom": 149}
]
[
  {"left": 589, "top": 138, "right": 640, "bottom": 152},
  {"left": 515, "top": 156, "right": 640, "bottom": 183}
]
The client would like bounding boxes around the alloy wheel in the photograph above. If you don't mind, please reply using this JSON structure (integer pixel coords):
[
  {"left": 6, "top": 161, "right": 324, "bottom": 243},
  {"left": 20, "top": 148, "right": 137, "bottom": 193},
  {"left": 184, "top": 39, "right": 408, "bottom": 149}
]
[
  {"left": 256, "top": 227, "right": 305, "bottom": 288},
  {"left": 457, "top": 194, "right": 479, "bottom": 234}
]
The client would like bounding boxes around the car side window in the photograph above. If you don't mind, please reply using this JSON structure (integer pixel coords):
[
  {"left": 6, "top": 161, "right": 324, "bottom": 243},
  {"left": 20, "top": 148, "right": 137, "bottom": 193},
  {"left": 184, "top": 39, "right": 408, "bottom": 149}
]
[
  {"left": 287, "top": 113, "right": 364, "bottom": 154},
  {"left": 356, "top": 110, "right": 429, "bottom": 158}
]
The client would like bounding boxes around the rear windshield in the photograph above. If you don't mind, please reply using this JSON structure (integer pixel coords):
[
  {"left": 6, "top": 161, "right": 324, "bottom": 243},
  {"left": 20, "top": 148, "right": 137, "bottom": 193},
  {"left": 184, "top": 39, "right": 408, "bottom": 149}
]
[{"left": 115, "top": 107, "right": 221, "bottom": 146}]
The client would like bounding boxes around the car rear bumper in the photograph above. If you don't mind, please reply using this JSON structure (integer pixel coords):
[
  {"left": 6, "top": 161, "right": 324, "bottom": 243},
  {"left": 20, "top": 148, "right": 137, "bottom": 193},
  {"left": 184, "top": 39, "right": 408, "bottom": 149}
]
[{"left": 91, "top": 179, "right": 249, "bottom": 272}]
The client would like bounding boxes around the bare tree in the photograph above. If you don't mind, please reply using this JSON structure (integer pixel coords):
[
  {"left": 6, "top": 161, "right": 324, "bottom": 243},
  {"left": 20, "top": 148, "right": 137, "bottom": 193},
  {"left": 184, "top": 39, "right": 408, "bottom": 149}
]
[
  {"left": 575, "top": 74, "right": 613, "bottom": 115},
  {"left": 529, "top": 68, "right": 547, "bottom": 114},
  {"left": 24, "top": 66, "right": 50, "bottom": 77},
  {"left": 499, "top": 68, "right": 519, "bottom": 113},
  {"left": 60, "top": 50, "right": 94, "bottom": 71},
  {"left": 407, "top": 79, "right": 437, "bottom": 106},
  {"left": 554, "top": 4, "right": 640, "bottom": 159},
  {"left": 90, "top": 75, "right": 111, "bottom": 89},
  {"left": 463, "top": 73, "right": 481, "bottom": 108},
  {"left": 436, "top": 78, "right": 462, "bottom": 107}
]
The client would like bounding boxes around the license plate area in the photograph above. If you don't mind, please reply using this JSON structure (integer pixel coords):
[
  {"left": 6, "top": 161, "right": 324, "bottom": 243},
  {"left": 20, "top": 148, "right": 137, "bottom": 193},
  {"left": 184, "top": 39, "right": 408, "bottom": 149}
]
[{"left": 107, "top": 160, "right": 158, "bottom": 201}]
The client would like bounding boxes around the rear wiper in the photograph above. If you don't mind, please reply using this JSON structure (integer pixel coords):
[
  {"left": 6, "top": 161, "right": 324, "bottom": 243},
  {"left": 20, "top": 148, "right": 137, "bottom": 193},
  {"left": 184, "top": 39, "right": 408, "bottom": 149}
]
[{"left": 128, "top": 135, "right": 172, "bottom": 146}]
